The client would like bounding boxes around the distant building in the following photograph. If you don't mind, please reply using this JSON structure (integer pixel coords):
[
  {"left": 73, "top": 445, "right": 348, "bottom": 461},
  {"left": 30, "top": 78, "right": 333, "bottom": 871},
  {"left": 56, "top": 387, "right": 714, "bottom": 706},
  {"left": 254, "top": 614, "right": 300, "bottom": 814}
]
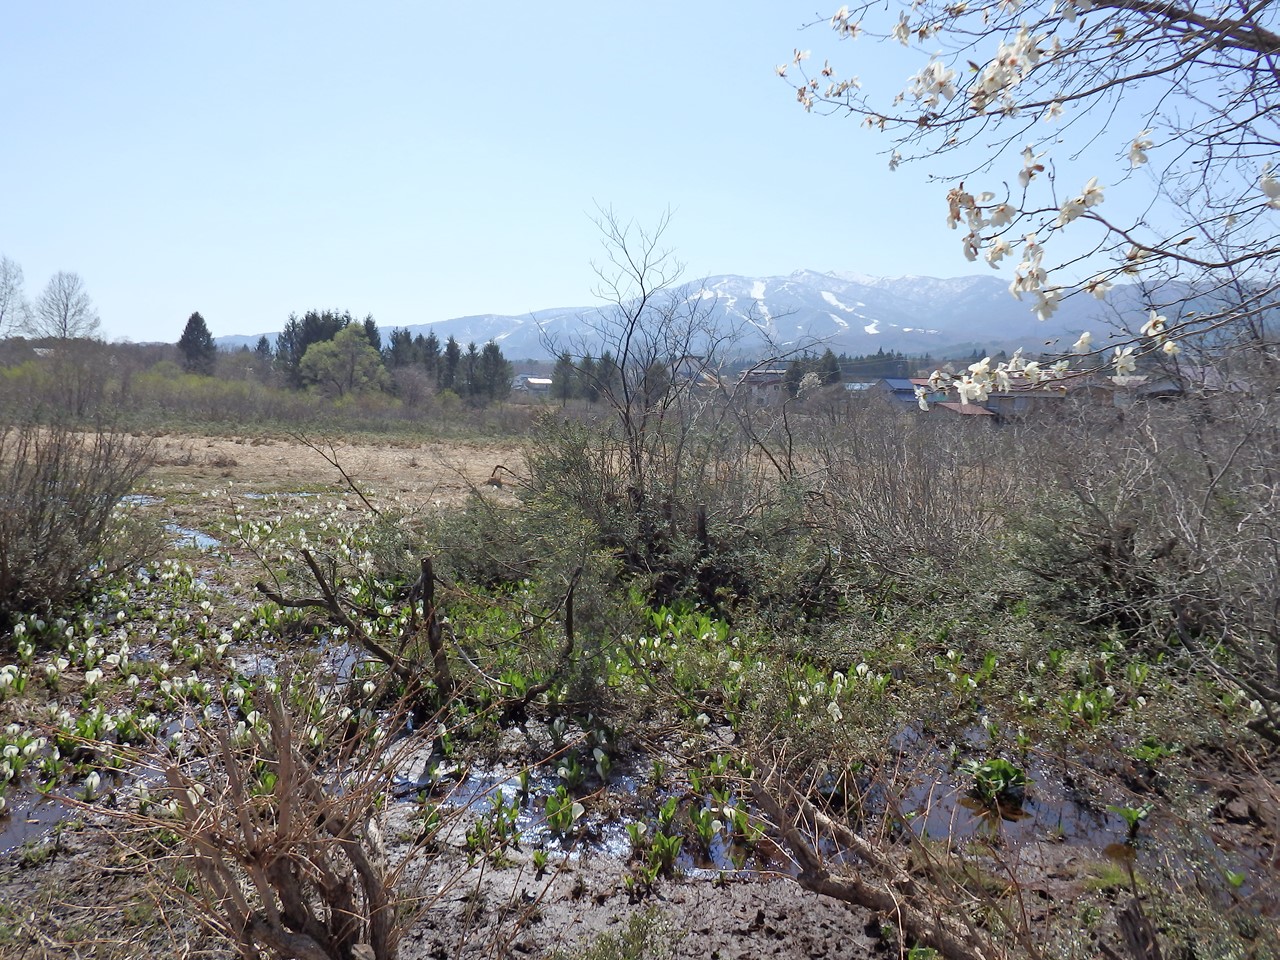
[
  {"left": 512, "top": 374, "right": 553, "bottom": 396},
  {"left": 736, "top": 368, "right": 789, "bottom": 404}
]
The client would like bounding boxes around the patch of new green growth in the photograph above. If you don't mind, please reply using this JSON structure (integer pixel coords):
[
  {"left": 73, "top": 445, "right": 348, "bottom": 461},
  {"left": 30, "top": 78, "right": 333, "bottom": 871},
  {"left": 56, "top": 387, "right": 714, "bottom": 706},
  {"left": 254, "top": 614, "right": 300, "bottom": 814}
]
[
  {"left": 545, "top": 786, "right": 584, "bottom": 837},
  {"left": 1083, "top": 858, "right": 1139, "bottom": 894},
  {"left": 959, "top": 758, "right": 1030, "bottom": 808},
  {"left": 1106, "top": 802, "right": 1154, "bottom": 843},
  {"left": 551, "top": 907, "right": 678, "bottom": 960}
]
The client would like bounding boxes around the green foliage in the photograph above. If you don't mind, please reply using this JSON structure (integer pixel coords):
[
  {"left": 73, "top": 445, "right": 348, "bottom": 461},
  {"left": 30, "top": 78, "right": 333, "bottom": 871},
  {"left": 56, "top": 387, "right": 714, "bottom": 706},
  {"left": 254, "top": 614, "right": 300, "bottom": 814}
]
[
  {"left": 783, "top": 348, "right": 842, "bottom": 397},
  {"left": 176, "top": 311, "right": 217, "bottom": 376},
  {"left": 300, "top": 325, "right": 390, "bottom": 398},
  {"left": 1106, "top": 802, "right": 1153, "bottom": 842},
  {"left": 960, "top": 758, "right": 1029, "bottom": 807},
  {"left": 551, "top": 908, "right": 677, "bottom": 960},
  {"left": 544, "top": 786, "right": 583, "bottom": 836}
]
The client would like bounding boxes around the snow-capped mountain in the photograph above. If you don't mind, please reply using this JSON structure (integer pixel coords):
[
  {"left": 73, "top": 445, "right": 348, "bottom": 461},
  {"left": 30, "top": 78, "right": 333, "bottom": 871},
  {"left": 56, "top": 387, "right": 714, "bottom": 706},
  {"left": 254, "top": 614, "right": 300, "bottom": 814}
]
[{"left": 218, "top": 270, "right": 1143, "bottom": 360}]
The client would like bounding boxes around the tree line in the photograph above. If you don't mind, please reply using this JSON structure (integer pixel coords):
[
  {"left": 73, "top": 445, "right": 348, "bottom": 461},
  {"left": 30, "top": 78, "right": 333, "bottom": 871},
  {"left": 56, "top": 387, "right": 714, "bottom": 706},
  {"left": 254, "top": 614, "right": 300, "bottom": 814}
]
[{"left": 177, "top": 309, "right": 514, "bottom": 406}]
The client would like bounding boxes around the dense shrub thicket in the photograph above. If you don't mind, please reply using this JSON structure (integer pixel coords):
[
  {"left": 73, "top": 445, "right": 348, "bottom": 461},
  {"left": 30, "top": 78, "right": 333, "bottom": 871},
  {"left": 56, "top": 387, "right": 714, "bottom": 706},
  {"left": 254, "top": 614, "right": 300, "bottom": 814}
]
[{"left": 0, "top": 419, "right": 159, "bottom": 628}]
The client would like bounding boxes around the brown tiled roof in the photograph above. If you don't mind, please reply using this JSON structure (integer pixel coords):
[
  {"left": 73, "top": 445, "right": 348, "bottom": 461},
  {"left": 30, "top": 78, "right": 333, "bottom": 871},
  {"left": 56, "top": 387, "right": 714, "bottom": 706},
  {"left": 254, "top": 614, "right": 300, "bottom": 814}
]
[{"left": 935, "top": 401, "right": 996, "bottom": 416}]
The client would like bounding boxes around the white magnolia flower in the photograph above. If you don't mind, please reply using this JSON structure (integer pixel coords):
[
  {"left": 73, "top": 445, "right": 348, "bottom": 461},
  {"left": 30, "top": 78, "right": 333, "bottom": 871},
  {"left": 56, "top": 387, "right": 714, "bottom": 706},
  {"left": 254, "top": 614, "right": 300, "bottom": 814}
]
[
  {"left": 893, "top": 12, "right": 911, "bottom": 45},
  {"left": 1113, "top": 346, "right": 1138, "bottom": 375},
  {"left": 1034, "top": 288, "right": 1062, "bottom": 321},
  {"left": 827, "top": 701, "right": 843, "bottom": 722},
  {"left": 1140, "top": 310, "right": 1167, "bottom": 338},
  {"left": 1260, "top": 163, "right": 1280, "bottom": 209},
  {"left": 1162, "top": 339, "right": 1182, "bottom": 356},
  {"left": 1083, "top": 276, "right": 1113, "bottom": 299},
  {"left": 988, "top": 203, "right": 1015, "bottom": 227},
  {"left": 1130, "top": 130, "right": 1154, "bottom": 167},
  {"left": 1071, "top": 331, "right": 1093, "bottom": 354}
]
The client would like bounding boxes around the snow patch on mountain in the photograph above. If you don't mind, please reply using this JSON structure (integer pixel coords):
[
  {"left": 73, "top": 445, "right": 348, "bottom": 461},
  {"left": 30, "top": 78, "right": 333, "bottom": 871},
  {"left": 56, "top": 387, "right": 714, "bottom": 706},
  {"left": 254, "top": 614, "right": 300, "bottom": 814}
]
[{"left": 820, "top": 291, "right": 858, "bottom": 313}]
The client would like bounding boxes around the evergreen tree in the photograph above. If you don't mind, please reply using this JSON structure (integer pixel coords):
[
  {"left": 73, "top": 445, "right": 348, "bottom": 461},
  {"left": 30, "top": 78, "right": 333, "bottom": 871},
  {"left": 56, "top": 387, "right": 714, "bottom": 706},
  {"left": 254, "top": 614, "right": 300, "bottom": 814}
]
[
  {"left": 462, "top": 342, "right": 480, "bottom": 398},
  {"left": 818, "top": 348, "right": 842, "bottom": 386},
  {"left": 439, "top": 336, "right": 461, "bottom": 392},
  {"left": 421, "top": 332, "right": 441, "bottom": 380},
  {"left": 597, "top": 351, "right": 622, "bottom": 401},
  {"left": 576, "top": 354, "right": 599, "bottom": 403},
  {"left": 274, "top": 309, "right": 351, "bottom": 387},
  {"left": 551, "top": 352, "right": 577, "bottom": 404},
  {"left": 478, "top": 341, "right": 513, "bottom": 404},
  {"left": 177, "top": 311, "right": 218, "bottom": 376},
  {"left": 362, "top": 316, "right": 381, "bottom": 353},
  {"left": 385, "top": 328, "right": 415, "bottom": 368}
]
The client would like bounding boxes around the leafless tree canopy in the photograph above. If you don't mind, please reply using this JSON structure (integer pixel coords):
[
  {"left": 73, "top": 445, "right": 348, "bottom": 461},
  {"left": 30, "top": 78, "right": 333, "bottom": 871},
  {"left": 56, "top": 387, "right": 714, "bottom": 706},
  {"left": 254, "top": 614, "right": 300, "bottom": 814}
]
[
  {"left": 0, "top": 256, "right": 28, "bottom": 337},
  {"left": 25, "top": 269, "right": 100, "bottom": 340}
]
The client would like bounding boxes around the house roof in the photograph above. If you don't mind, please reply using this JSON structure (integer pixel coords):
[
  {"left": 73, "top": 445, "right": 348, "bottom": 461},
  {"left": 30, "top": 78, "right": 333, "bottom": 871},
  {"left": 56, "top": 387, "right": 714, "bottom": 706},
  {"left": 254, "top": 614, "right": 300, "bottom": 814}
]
[{"left": 934, "top": 401, "right": 996, "bottom": 416}]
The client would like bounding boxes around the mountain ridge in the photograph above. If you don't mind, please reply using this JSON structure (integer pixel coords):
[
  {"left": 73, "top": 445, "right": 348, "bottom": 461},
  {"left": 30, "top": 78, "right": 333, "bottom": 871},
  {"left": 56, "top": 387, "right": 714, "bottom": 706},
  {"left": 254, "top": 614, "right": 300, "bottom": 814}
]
[{"left": 216, "top": 270, "right": 1135, "bottom": 360}]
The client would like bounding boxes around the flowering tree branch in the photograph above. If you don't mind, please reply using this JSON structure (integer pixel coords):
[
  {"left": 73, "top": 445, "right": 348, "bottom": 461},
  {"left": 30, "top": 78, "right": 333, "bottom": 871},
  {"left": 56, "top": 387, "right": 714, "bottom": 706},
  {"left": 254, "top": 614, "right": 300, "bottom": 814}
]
[{"left": 782, "top": 0, "right": 1279, "bottom": 393}]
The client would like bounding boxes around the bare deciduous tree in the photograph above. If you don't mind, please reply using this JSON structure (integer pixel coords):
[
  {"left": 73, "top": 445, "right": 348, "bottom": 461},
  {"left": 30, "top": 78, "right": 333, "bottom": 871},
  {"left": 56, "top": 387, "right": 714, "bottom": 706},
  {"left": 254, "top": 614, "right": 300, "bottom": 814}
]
[
  {"left": 0, "top": 256, "right": 29, "bottom": 337},
  {"left": 25, "top": 269, "right": 100, "bottom": 340}
]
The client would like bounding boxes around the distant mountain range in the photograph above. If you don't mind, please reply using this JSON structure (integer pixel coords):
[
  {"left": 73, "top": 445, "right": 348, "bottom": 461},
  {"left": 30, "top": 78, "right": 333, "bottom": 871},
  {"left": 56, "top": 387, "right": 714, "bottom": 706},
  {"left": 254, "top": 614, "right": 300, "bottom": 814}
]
[{"left": 216, "top": 270, "right": 1156, "bottom": 361}]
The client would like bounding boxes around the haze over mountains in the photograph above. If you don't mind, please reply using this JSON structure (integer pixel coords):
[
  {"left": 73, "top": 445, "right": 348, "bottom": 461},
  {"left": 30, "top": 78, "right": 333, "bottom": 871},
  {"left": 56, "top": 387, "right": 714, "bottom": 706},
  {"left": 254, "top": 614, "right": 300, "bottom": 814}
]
[{"left": 218, "top": 270, "right": 1144, "bottom": 360}]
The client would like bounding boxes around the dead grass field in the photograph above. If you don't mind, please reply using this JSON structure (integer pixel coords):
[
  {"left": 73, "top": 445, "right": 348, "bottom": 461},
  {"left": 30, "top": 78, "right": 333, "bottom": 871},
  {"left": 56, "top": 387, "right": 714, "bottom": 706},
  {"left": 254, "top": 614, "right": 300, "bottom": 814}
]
[{"left": 147, "top": 432, "right": 527, "bottom": 505}]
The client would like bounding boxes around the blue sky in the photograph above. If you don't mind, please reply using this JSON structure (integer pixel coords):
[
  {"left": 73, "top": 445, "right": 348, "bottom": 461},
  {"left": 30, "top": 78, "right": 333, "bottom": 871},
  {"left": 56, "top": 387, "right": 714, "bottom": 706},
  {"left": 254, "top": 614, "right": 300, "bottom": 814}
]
[{"left": 1, "top": 2, "right": 1140, "bottom": 343}]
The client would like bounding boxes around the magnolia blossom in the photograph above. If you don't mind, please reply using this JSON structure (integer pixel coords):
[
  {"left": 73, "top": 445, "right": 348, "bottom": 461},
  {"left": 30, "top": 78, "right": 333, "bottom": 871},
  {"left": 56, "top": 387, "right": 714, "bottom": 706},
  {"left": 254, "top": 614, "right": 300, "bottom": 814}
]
[
  {"left": 892, "top": 12, "right": 911, "bottom": 45},
  {"left": 909, "top": 59, "right": 957, "bottom": 106},
  {"left": 1140, "top": 310, "right": 1167, "bottom": 338},
  {"left": 1083, "top": 276, "right": 1113, "bottom": 299},
  {"left": 1058, "top": 177, "right": 1104, "bottom": 225},
  {"left": 1034, "top": 288, "right": 1061, "bottom": 321},
  {"left": 1162, "top": 339, "right": 1182, "bottom": 356},
  {"left": 988, "top": 203, "right": 1015, "bottom": 227},
  {"left": 1113, "top": 345, "right": 1138, "bottom": 375},
  {"left": 1261, "top": 164, "right": 1280, "bottom": 209},
  {"left": 1018, "top": 146, "right": 1045, "bottom": 187},
  {"left": 1071, "top": 331, "right": 1092, "bottom": 354},
  {"left": 956, "top": 376, "right": 990, "bottom": 404},
  {"left": 1130, "top": 130, "right": 1154, "bottom": 168}
]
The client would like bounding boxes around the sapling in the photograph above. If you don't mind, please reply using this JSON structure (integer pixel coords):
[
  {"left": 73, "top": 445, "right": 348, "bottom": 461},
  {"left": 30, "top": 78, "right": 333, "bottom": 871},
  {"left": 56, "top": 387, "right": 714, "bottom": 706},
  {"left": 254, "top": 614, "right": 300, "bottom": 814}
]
[{"left": 1106, "top": 802, "right": 1154, "bottom": 843}]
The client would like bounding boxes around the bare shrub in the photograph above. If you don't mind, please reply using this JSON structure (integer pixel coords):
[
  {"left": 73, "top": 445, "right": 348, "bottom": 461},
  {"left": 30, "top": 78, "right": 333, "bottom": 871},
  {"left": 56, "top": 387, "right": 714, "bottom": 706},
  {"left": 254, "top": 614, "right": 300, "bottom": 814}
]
[
  {"left": 808, "top": 397, "right": 1023, "bottom": 577},
  {"left": 1014, "top": 349, "right": 1280, "bottom": 743},
  {"left": 0, "top": 420, "right": 158, "bottom": 626},
  {"left": 86, "top": 679, "right": 444, "bottom": 960}
]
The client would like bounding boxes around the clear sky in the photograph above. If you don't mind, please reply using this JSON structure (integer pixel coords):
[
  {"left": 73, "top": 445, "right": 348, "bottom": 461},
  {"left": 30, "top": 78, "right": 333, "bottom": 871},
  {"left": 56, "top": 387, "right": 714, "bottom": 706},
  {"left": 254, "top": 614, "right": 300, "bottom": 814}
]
[{"left": 0, "top": 2, "right": 1117, "bottom": 343}]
